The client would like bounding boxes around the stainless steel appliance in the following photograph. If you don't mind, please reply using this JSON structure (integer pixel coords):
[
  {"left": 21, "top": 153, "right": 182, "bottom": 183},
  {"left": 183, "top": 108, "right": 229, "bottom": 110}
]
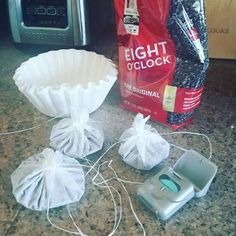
[{"left": 8, "top": 0, "right": 111, "bottom": 46}]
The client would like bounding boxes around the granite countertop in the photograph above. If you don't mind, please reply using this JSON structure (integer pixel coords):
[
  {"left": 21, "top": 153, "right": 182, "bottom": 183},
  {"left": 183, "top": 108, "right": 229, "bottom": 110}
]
[{"left": 0, "top": 29, "right": 235, "bottom": 236}]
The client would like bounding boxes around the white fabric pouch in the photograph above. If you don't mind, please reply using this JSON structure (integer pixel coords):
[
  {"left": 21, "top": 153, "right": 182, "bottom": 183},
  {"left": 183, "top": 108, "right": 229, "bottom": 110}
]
[
  {"left": 50, "top": 109, "right": 104, "bottom": 159},
  {"left": 11, "top": 148, "right": 85, "bottom": 211},
  {"left": 119, "top": 113, "right": 170, "bottom": 170}
]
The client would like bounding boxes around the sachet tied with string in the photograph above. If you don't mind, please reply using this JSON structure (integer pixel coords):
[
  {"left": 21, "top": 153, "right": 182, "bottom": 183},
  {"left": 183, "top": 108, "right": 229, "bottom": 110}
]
[
  {"left": 11, "top": 148, "right": 85, "bottom": 211},
  {"left": 50, "top": 109, "right": 104, "bottom": 159},
  {"left": 119, "top": 113, "right": 170, "bottom": 170}
]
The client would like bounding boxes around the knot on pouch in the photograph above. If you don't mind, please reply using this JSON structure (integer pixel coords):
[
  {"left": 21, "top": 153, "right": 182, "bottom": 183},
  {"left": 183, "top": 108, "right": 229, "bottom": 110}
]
[{"left": 41, "top": 148, "right": 63, "bottom": 169}]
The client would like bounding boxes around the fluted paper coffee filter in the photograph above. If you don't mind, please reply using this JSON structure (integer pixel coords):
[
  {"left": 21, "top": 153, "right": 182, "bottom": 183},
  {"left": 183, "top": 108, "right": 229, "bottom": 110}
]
[{"left": 13, "top": 49, "right": 117, "bottom": 117}]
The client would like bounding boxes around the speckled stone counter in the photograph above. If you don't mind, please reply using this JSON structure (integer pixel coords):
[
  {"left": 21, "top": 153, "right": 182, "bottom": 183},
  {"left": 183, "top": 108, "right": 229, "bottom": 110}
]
[{"left": 0, "top": 29, "right": 235, "bottom": 236}]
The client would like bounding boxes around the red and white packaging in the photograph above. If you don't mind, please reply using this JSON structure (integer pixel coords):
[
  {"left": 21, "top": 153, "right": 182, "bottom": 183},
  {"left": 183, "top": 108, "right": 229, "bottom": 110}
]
[{"left": 114, "top": 0, "right": 209, "bottom": 129}]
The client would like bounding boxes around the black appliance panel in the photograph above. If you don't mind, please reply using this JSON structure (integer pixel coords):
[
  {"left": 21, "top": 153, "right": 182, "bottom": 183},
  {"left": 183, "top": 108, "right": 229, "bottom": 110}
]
[{"left": 21, "top": 0, "right": 68, "bottom": 28}]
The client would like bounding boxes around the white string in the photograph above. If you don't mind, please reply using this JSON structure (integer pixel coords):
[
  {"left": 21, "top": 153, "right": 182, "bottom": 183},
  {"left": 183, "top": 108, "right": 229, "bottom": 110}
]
[
  {"left": 85, "top": 159, "right": 144, "bottom": 235},
  {"left": 107, "top": 161, "right": 146, "bottom": 236},
  {"left": 90, "top": 161, "right": 142, "bottom": 186},
  {"left": 170, "top": 143, "right": 188, "bottom": 152},
  {"left": 83, "top": 139, "right": 145, "bottom": 236},
  {"left": 0, "top": 110, "right": 99, "bottom": 136},
  {"left": 85, "top": 140, "right": 123, "bottom": 177},
  {"left": 67, "top": 205, "right": 87, "bottom": 236},
  {"left": 78, "top": 161, "right": 122, "bottom": 236},
  {"left": 91, "top": 160, "right": 146, "bottom": 236},
  {"left": 83, "top": 160, "right": 122, "bottom": 236},
  {"left": 46, "top": 195, "right": 87, "bottom": 235},
  {"left": 46, "top": 162, "right": 121, "bottom": 236},
  {"left": 160, "top": 131, "right": 212, "bottom": 159},
  {"left": 0, "top": 114, "right": 64, "bottom": 135},
  {"left": 91, "top": 166, "right": 122, "bottom": 236},
  {"left": 84, "top": 160, "right": 122, "bottom": 235},
  {"left": 93, "top": 176, "right": 143, "bottom": 186}
]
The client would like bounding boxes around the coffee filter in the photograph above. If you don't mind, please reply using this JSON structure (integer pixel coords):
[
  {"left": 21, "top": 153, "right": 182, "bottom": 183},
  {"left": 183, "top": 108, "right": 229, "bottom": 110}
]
[{"left": 13, "top": 49, "right": 117, "bottom": 117}]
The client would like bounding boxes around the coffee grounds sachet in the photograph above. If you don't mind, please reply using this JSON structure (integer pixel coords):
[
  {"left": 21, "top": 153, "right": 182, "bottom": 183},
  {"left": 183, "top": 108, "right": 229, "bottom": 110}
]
[{"left": 114, "top": 0, "right": 209, "bottom": 129}]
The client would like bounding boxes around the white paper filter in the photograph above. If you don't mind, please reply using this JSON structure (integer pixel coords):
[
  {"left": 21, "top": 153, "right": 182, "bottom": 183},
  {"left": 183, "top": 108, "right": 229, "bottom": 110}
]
[{"left": 13, "top": 49, "right": 117, "bottom": 117}]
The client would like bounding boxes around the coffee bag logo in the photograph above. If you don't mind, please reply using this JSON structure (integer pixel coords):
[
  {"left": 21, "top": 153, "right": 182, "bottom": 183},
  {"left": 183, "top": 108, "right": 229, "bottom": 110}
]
[{"left": 124, "top": 42, "right": 171, "bottom": 71}]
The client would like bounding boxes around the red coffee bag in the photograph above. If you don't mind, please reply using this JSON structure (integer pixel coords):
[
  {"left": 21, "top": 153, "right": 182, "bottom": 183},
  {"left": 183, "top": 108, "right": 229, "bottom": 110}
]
[{"left": 114, "top": 0, "right": 209, "bottom": 129}]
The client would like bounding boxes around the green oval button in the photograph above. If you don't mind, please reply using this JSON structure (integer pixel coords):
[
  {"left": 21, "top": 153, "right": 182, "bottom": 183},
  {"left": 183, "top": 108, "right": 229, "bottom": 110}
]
[{"left": 159, "top": 174, "right": 180, "bottom": 192}]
